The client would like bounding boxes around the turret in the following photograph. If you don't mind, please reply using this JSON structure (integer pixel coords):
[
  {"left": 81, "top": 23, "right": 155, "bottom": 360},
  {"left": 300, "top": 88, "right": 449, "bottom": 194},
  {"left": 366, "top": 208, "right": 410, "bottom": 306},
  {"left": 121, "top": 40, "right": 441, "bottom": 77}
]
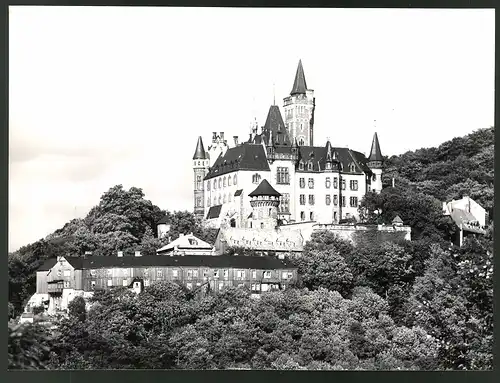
[
  {"left": 367, "top": 132, "right": 383, "bottom": 193},
  {"left": 249, "top": 179, "right": 281, "bottom": 229},
  {"left": 193, "top": 136, "right": 210, "bottom": 219}
]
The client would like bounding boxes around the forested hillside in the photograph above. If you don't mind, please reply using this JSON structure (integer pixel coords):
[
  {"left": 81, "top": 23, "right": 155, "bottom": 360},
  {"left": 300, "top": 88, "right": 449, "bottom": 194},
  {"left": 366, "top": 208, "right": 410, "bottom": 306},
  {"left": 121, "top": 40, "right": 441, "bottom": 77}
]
[
  {"left": 8, "top": 185, "right": 217, "bottom": 316},
  {"left": 8, "top": 127, "right": 494, "bottom": 370}
]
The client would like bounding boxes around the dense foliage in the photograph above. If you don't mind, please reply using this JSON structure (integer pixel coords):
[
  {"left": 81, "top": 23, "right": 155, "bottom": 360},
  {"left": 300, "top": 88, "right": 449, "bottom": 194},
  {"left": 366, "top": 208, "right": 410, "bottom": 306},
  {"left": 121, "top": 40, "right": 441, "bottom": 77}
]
[
  {"left": 8, "top": 185, "right": 215, "bottom": 317},
  {"left": 9, "top": 128, "right": 494, "bottom": 370}
]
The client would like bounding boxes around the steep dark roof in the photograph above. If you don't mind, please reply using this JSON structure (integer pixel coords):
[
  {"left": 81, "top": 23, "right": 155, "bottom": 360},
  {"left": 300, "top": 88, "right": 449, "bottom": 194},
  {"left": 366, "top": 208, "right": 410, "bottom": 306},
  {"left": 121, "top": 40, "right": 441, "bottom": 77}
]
[
  {"left": 206, "top": 205, "right": 222, "bottom": 219},
  {"left": 193, "top": 136, "right": 207, "bottom": 160},
  {"left": 157, "top": 216, "right": 169, "bottom": 224},
  {"left": 295, "top": 146, "right": 369, "bottom": 174},
  {"left": 205, "top": 143, "right": 270, "bottom": 180},
  {"left": 261, "top": 105, "right": 291, "bottom": 146},
  {"left": 290, "top": 59, "right": 308, "bottom": 95},
  {"left": 37, "top": 258, "right": 58, "bottom": 271},
  {"left": 249, "top": 179, "right": 281, "bottom": 198},
  {"left": 39, "top": 255, "right": 296, "bottom": 271},
  {"left": 368, "top": 132, "right": 383, "bottom": 162}
]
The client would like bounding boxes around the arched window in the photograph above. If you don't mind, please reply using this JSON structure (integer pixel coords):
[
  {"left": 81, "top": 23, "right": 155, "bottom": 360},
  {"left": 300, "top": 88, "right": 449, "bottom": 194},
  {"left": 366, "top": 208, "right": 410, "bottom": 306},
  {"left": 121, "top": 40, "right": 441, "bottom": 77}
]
[
  {"left": 268, "top": 208, "right": 272, "bottom": 216},
  {"left": 252, "top": 173, "right": 261, "bottom": 184},
  {"left": 207, "top": 198, "right": 211, "bottom": 207},
  {"left": 223, "top": 176, "right": 226, "bottom": 187},
  {"left": 218, "top": 178, "right": 222, "bottom": 188},
  {"left": 325, "top": 178, "right": 331, "bottom": 188},
  {"left": 196, "top": 175, "right": 202, "bottom": 190},
  {"left": 299, "top": 161, "right": 304, "bottom": 171},
  {"left": 299, "top": 138, "right": 305, "bottom": 146},
  {"left": 228, "top": 194, "right": 232, "bottom": 202},
  {"left": 350, "top": 164, "right": 356, "bottom": 172},
  {"left": 223, "top": 195, "right": 227, "bottom": 203},
  {"left": 228, "top": 176, "right": 232, "bottom": 186},
  {"left": 308, "top": 162, "right": 313, "bottom": 171},
  {"left": 213, "top": 196, "right": 217, "bottom": 205},
  {"left": 233, "top": 174, "right": 237, "bottom": 185},
  {"left": 218, "top": 195, "right": 221, "bottom": 205},
  {"left": 310, "top": 212, "right": 314, "bottom": 221},
  {"left": 260, "top": 223, "right": 264, "bottom": 229},
  {"left": 213, "top": 179, "right": 217, "bottom": 189},
  {"left": 207, "top": 182, "right": 210, "bottom": 191}
]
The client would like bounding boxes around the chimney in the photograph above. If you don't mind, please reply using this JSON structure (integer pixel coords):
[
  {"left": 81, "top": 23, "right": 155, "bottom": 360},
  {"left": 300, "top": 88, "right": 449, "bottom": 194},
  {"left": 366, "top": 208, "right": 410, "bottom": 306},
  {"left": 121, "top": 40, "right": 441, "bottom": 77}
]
[
  {"left": 117, "top": 251, "right": 123, "bottom": 257},
  {"left": 233, "top": 136, "right": 239, "bottom": 146},
  {"left": 212, "top": 132, "right": 217, "bottom": 143},
  {"left": 135, "top": 251, "right": 142, "bottom": 257},
  {"left": 220, "top": 132, "right": 224, "bottom": 141}
]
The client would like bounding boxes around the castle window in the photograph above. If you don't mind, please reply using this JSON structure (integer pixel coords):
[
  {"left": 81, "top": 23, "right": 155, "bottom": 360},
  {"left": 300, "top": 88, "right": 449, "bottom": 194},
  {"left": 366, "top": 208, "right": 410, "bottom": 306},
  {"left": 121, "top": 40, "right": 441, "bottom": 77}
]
[
  {"left": 228, "top": 176, "right": 232, "bottom": 186},
  {"left": 300, "top": 194, "right": 305, "bottom": 205},
  {"left": 299, "top": 162, "right": 304, "bottom": 171},
  {"left": 341, "top": 196, "right": 346, "bottom": 207},
  {"left": 207, "top": 182, "right": 210, "bottom": 191},
  {"left": 157, "top": 270, "right": 163, "bottom": 278},
  {"left": 261, "top": 222, "right": 264, "bottom": 229},
  {"left": 326, "top": 162, "right": 332, "bottom": 170},
  {"left": 299, "top": 138, "right": 304, "bottom": 146},
  {"left": 300, "top": 123, "right": 303, "bottom": 131},
  {"left": 300, "top": 211, "right": 305, "bottom": 221},
  {"left": 187, "top": 270, "right": 193, "bottom": 280},
  {"left": 196, "top": 176, "right": 202, "bottom": 190},
  {"left": 310, "top": 212, "right": 314, "bottom": 221},
  {"left": 350, "top": 180, "right": 359, "bottom": 191},
  {"left": 325, "top": 178, "right": 331, "bottom": 188},
  {"left": 279, "top": 193, "right": 290, "bottom": 213},
  {"left": 196, "top": 197, "right": 202, "bottom": 207},
  {"left": 218, "top": 179, "right": 222, "bottom": 188},
  {"left": 308, "top": 195, "right": 315, "bottom": 205},
  {"left": 308, "top": 178, "right": 314, "bottom": 189},
  {"left": 213, "top": 196, "right": 217, "bottom": 205},
  {"left": 234, "top": 174, "right": 237, "bottom": 185},
  {"left": 223, "top": 195, "right": 227, "bottom": 203},
  {"left": 350, "top": 164, "right": 356, "bottom": 172},
  {"left": 308, "top": 162, "right": 313, "bottom": 171},
  {"left": 333, "top": 195, "right": 338, "bottom": 206},
  {"left": 228, "top": 194, "right": 231, "bottom": 202},
  {"left": 213, "top": 179, "right": 217, "bottom": 189},
  {"left": 207, "top": 198, "right": 211, "bottom": 207},
  {"left": 277, "top": 167, "right": 289, "bottom": 184},
  {"left": 341, "top": 179, "right": 346, "bottom": 190},
  {"left": 218, "top": 195, "right": 222, "bottom": 205},
  {"left": 350, "top": 197, "right": 359, "bottom": 207},
  {"left": 223, "top": 177, "right": 226, "bottom": 187},
  {"left": 299, "top": 178, "right": 305, "bottom": 188},
  {"left": 326, "top": 195, "right": 331, "bottom": 205},
  {"left": 333, "top": 177, "right": 338, "bottom": 189},
  {"left": 252, "top": 173, "right": 261, "bottom": 184},
  {"left": 372, "top": 174, "right": 377, "bottom": 181}
]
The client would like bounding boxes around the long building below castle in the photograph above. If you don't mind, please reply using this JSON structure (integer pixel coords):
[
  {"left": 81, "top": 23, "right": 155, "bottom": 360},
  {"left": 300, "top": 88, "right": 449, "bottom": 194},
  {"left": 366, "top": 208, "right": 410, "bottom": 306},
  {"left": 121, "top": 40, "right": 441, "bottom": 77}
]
[{"left": 192, "top": 60, "right": 384, "bottom": 228}]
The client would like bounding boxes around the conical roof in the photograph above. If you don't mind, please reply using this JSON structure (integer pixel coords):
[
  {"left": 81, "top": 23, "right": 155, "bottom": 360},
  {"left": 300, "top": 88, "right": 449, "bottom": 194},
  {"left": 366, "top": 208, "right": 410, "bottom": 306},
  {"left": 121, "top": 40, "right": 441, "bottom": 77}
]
[
  {"left": 392, "top": 215, "right": 404, "bottom": 224},
  {"left": 368, "top": 132, "right": 383, "bottom": 162},
  {"left": 192, "top": 136, "right": 207, "bottom": 160},
  {"left": 290, "top": 60, "right": 308, "bottom": 95},
  {"left": 249, "top": 179, "right": 281, "bottom": 198},
  {"left": 262, "top": 105, "right": 290, "bottom": 145}
]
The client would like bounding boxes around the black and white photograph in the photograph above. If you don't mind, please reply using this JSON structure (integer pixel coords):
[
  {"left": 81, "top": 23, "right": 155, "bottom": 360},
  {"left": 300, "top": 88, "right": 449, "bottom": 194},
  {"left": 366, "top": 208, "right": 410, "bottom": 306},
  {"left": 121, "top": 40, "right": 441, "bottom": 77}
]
[{"left": 7, "top": 6, "right": 494, "bottom": 370}]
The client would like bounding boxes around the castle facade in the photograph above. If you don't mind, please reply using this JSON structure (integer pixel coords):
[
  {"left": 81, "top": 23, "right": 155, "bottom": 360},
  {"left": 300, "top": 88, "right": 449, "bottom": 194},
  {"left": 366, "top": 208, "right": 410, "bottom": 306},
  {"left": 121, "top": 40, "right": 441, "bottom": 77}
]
[{"left": 192, "top": 60, "right": 384, "bottom": 228}]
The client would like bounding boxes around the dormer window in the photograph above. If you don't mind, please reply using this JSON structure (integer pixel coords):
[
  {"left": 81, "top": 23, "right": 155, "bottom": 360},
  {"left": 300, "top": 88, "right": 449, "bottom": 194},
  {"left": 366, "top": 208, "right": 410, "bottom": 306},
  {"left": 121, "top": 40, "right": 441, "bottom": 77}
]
[
  {"left": 308, "top": 162, "right": 313, "bottom": 171},
  {"left": 326, "top": 162, "right": 331, "bottom": 170},
  {"left": 299, "top": 162, "right": 304, "bottom": 171},
  {"left": 350, "top": 163, "right": 356, "bottom": 172}
]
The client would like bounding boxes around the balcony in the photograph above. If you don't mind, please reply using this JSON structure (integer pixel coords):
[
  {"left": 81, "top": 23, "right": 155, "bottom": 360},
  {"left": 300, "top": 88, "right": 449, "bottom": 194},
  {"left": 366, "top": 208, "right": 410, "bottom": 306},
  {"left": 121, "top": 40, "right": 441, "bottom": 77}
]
[{"left": 47, "top": 280, "right": 64, "bottom": 295}]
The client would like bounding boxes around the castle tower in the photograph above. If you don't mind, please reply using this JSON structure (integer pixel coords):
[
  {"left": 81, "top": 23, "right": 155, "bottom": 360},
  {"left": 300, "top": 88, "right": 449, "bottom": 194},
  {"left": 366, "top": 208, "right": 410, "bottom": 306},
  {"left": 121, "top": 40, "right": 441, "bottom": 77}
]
[
  {"left": 249, "top": 179, "right": 281, "bottom": 229},
  {"left": 283, "top": 60, "right": 315, "bottom": 146},
  {"left": 193, "top": 136, "right": 209, "bottom": 219},
  {"left": 367, "top": 132, "right": 383, "bottom": 193}
]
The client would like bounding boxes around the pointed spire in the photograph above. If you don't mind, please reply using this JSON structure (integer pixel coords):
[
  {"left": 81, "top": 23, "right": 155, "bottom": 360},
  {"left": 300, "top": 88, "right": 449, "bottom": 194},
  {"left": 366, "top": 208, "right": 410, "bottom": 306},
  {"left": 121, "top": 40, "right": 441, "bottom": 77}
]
[
  {"left": 273, "top": 82, "right": 276, "bottom": 105},
  {"left": 192, "top": 136, "right": 207, "bottom": 160},
  {"left": 290, "top": 59, "right": 308, "bottom": 95},
  {"left": 368, "top": 132, "right": 383, "bottom": 162}
]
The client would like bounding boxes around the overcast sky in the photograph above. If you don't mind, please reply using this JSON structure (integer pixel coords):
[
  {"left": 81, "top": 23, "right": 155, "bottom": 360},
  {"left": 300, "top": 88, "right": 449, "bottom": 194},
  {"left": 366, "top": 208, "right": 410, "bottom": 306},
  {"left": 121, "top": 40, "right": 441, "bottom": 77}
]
[{"left": 9, "top": 7, "right": 494, "bottom": 251}]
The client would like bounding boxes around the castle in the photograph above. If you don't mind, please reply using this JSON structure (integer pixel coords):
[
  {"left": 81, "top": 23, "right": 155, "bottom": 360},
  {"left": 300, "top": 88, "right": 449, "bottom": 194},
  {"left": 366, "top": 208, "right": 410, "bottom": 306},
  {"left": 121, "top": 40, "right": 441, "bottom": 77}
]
[{"left": 192, "top": 60, "right": 384, "bottom": 228}]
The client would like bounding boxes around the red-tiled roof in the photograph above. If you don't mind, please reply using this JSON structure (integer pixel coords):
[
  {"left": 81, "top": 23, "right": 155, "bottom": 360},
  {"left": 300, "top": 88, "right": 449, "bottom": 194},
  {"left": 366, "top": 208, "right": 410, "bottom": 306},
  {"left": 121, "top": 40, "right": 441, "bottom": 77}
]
[{"left": 249, "top": 179, "right": 281, "bottom": 198}]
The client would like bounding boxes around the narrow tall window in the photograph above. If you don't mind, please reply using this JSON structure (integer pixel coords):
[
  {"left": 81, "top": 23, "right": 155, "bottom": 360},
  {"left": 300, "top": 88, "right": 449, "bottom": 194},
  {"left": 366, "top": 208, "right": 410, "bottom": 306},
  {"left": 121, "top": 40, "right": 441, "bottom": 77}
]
[
  {"left": 350, "top": 197, "right": 358, "bottom": 207},
  {"left": 333, "top": 177, "right": 338, "bottom": 189},
  {"left": 300, "top": 211, "right": 305, "bottom": 221},
  {"left": 308, "top": 195, "right": 315, "bottom": 205},
  {"left": 325, "top": 177, "right": 331, "bottom": 188},
  {"left": 341, "top": 196, "right": 346, "bottom": 207},
  {"left": 299, "top": 178, "right": 305, "bottom": 188},
  {"left": 341, "top": 179, "right": 346, "bottom": 190},
  {"left": 279, "top": 193, "right": 290, "bottom": 213},
  {"left": 223, "top": 177, "right": 226, "bottom": 187},
  {"left": 300, "top": 194, "right": 305, "bottom": 205},
  {"left": 308, "top": 178, "right": 314, "bottom": 189},
  {"left": 196, "top": 175, "right": 202, "bottom": 190},
  {"left": 326, "top": 195, "right": 331, "bottom": 205},
  {"left": 277, "top": 167, "right": 290, "bottom": 184},
  {"left": 333, "top": 195, "right": 338, "bottom": 206}
]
